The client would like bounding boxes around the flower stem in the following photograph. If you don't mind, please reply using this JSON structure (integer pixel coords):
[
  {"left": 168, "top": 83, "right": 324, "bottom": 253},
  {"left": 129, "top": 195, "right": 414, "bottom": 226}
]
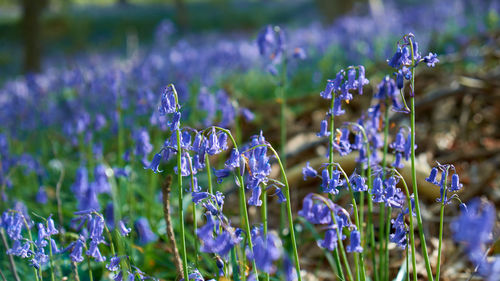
[
  {"left": 205, "top": 153, "right": 213, "bottom": 195},
  {"left": 175, "top": 128, "right": 189, "bottom": 281},
  {"left": 408, "top": 37, "right": 434, "bottom": 281},
  {"left": 214, "top": 127, "right": 259, "bottom": 280},
  {"left": 435, "top": 169, "right": 449, "bottom": 281},
  {"left": 394, "top": 169, "right": 417, "bottom": 281},
  {"left": 261, "top": 188, "right": 270, "bottom": 281},
  {"left": 266, "top": 145, "right": 302, "bottom": 281}
]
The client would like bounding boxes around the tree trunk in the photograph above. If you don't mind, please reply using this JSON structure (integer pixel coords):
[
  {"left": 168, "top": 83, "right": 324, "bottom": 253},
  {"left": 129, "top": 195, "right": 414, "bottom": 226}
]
[{"left": 21, "top": 0, "right": 46, "bottom": 73}]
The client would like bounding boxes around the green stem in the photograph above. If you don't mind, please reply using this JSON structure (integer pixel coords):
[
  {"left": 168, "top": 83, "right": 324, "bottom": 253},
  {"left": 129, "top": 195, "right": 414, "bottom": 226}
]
[
  {"left": 213, "top": 127, "right": 259, "bottom": 280},
  {"left": 279, "top": 57, "right": 288, "bottom": 243},
  {"left": 384, "top": 207, "right": 392, "bottom": 281},
  {"left": 86, "top": 256, "right": 93, "bottom": 281},
  {"left": 205, "top": 153, "right": 213, "bottom": 195},
  {"left": 435, "top": 169, "right": 449, "bottom": 281},
  {"left": 170, "top": 84, "right": 189, "bottom": 281},
  {"left": 187, "top": 156, "right": 199, "bottom": 267},
  {"left": 47, "top": 225, "right": 56, "bottom": 281},
  {"left": 19, "top": 214, "right": 40, "bottom": 281},
  {"left": 176, "top": 129, "right": 189, "bottom": 281},
  {"left": 266, "top": 145, "right": 301, "bottom": 281},
  {"left": 408, "top": 37, "right": 434, "bottom": 281},
  {"left": 261, "top": 188, "right": 270, "bottom": 281},
  {"left": 378, "top": 99, "right": 390, "bottom": 281},
  {"left": 394, "top": 169, "right": 417, "bottom": 281},
  {"left": 329, "top": 209, "right": 352, "bottom": 281}
]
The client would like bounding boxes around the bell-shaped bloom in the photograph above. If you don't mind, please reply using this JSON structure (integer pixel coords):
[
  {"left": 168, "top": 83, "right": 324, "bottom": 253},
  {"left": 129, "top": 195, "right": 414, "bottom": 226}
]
[
  {"left": 346, "top": 230, "right": 363, "bottom": 253},
  {"left": 318, "top": 228, "right": 339, "bottom": 251},
  {"left": 302, "top": 162, "right": 318, "bottom": 180},
  {"left": 450, "top": 173, "right": 463, "bottom": 191},
  {"left": 134, "top": 218, "right": 157, "bottom": 245}
]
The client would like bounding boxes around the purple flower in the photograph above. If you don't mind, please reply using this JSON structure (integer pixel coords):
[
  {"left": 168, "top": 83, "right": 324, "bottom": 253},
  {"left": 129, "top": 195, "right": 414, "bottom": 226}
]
[
  {"left": 390, "top": 213, "right": 408, "bottom": 249},
  {"left": 426, "top": 167, "right": 439, "bottom": 185},
  {"left": 273, "top": 187, "right": 286, "bottom": 203},
  {"left": 135, "top": 218, "right": 157, "bottom": 245},
  {"left": 350, "top": 173, "right": 368, "bottom": 192},
  {"left": 357, "top": 65, "right": 369, "bottom": 95},
  {"left": 240, "top": 107, "right": 255, "bottom": 122},
  {"left": 248, "top": 187, "right": 262, "bottom": 206},
  {"left": 392, "top": 152, "right": 404, "bottom": 169},
  {"left": 423, "top": 52, "right": 439, "bottom": 67},
  {"left": 317, "top": 119, "right": 331, "bottom": 137},
  {"left": 118, "top": 220, "right": 131, "bottom": 237},
  {"left": 169, "top": 112, "right": 181, "bottom": 131},
  {"left": 107, "top": 256, "right": 121, "bottom": 271},
  {"left": 158, "top": 84, "right": 177, "bottom": 115},
  {"left": 36, "top": 186, "right": 47, "bottom": 204},
  {"left": 450, "top": 173, "right": 463, "bottom": 191},
  {"left": 371, "top": 176, "right": 385, "bottom": 203},
  {"left": 333, "top": 128, "right": 351, "bottom": 155},
  {"left": 346, "top": 230, "right": 363, "bottom": 253},
  {"left": 69, "top": 239, "right": 85, "bottom": 263},
  {"left": 318, "top": 228, "right": 339, "bottom": 251},
  {"left": 302, "top": 162, "right": 318, "bottom": 180},
  {"left": 225, "top": 149, "right": 241, "bottom": 170},
  {"left": 248, "top": 231, "right": 282, "bottom": 274},
  {"left": 213, "top": 168, "right": 231, "bottom": 184},
  {"left": 87, "top": 240, "right": 106, "bottom": 262}
]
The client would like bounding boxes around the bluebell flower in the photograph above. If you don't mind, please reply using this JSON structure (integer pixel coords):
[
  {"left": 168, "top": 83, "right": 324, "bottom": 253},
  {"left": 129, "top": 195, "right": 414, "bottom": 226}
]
[
  {"left": 30, "top": 248, "right": 49, "bottom": 269},
  {"left": 317, "top": 119, "right": 331, "bottom": 137},
  {"left": 71, "top": 166, "right": 89, "bottom": 198},
  {"left": 87, "top": 240, "right": 106, "bottom": 262},
  {"left": 158, "top": 84, "right": 177, "bottom": 115},
  {"left": 240, "top": 107, "right": 255, "bottom": 122},
  {"left": 357, "top": 65, "right": 369, "bottom": 95},
  {"left": 346, "top": 230, "right": 363, "bottom": 253},
  {"left": 451, "top": 198, "right": 495, "bottom": 272},
  {"left": 371, "top": 176, "right": 385, "bottom": 203},
  {"left": 392, "top": 152, "right": 404, "bottom": 169},
  {"left": 388, "top": 47, "right": 403, "bottom": 68},
  {"left": 333, "top": 128, "right": 351, "bottom": 155},
  {"left": 36, "top": 186, "right": 48, "bottom": 204},
  {"left": 350, "top": 173, "right": 368, "bottom": 192},
  {"left": 207, "top": 128, "right": 220, "bottom": 155},
  {"left": 426, "top": 167, "right": 439, "bottom": 185},
  {"left": 69, "top": 239, "right": 85, "bottom": 263},
  {"left": 273, "top": 187, "right": 287, "bottom": 203},
  {"left": 133, "top": 129, "right": 153, "bottom": 165},
  {"left": 248, "top": 187, "right": 262, "bottom": 206},
  {"left": 107, "top": 256, "right": 121, "bottom": 271},
  {"left": 384, "top": 176, "right": 405, "bottom": 209},
  {"left": 257, "top": 25, "right": 275, "bottom": 56},
  {"left": 135, "top": 218, "right": 157, "bottom": 245},
  {"left": 346, "top": 68, "right": 357, "bottom": 90},
  {"left": 450, "top": 173, "right": 463, "bottom": 191},
  {"left": 320, "top": 80, "right": 334, "bottom": 99},
  {"left": 216, "top": 256, "right": 225, "bottom": 277},
  {"left": 6, "top": 240, "right": 32, "bottom": 258},
  {"left": 225, "top": 148, "right": 240, "bottom": 170},
  {"left": 318, "top": 228, "right": 339, "bottom": 251},
  {"left": 46, "top": 215, "right": 58, "bottom": 236},
  {"left": 302, "top": 162, "right": 318, "bottom": 180},
  {"left": 423, "top": 52, "right": 439, "bottom": 67},
  {"left": 390, "top": 212, "right": 408, "bottom": 249},
  {"left": 174, "top": 153, "right": 192, "bottom": 177},
  {"left": 169, "top": 112, "right": 181, "bottom": 131},
  {"left": 213, "top": 168, "right": 231, "bottom": 184},
  {"left": 118, "top": 220, "right": 131, "bottom": 237},
  {"left": 248, "top": 231, "right": 282, "bottom": 274},
  {"left": 94, "top": 164, "right": 111, "bottom": 193},
  {"left": 88, "top": 215, "right": 105, "bottom": 243},
  {"left": 192, "top": 192, "right": 211, "bottom": 204}
]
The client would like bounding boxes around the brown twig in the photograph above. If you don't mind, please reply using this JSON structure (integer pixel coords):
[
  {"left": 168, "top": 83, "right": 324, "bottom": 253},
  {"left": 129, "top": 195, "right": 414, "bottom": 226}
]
[{"left": 161, "top": 175, "right": 183, "bottom": 277}]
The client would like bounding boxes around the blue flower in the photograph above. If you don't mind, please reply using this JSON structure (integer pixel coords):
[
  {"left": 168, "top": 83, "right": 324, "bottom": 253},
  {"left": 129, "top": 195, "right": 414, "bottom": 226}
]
[
  {"left": 423, "top": 52, "right": 439, "bottom": 67},
  {"left": 248, "top": 231, "right": 282, "bottom": 274},
  {"left": 317, "top": 119, "right": 331, "bottom": 137},
  {"left": 118, "top": 220, "right": 131, "bottom": 237},
  {"left": 350, "top": 173, "right": 368, "bottom": 192},
  {"left": 107, "top": 256, "right": 121, "bottom": 271},
  {"left": 69, "top": 239, "right": 85, "bottom": 263},
  {"left": 346, "top": 230, "right": 363, "bottom": 253},
  {"left": 302, "top": 162, "right": 318, "bottom": 180},
  {"left": 213, "top": 168, "right": 231, "bottom": 184},
  {"left": 87, "top": 240, "right": 106, "bottom": 262},
  {"left": 158, "top": 84, "right": 177, "bottom": 115},
  {"left": 318, "top": 228, "right": 339, "bottom": 251},
  {"left": 36, "top": 186, "right": 48, "bottom": 204},
  {"left": 371, "top": 176, "right": 385, "bottom": 203},
  {"left": 450, "top": 173, "right": 463, "bottom": 192},
  {"left": 390, "top": 213, "right": 408, "bottom": 249},
  {"left": 134, "top": 218, "right": 157, "bottom": 245},
  {"left": 225, "top": 149, "right": 241, "bottom": 170},
  {"left": 248, "top": 187, "right": 262, "bottom": 206},
  {"left": 425, "top": 167, "right": 439, "bottom": 185}
]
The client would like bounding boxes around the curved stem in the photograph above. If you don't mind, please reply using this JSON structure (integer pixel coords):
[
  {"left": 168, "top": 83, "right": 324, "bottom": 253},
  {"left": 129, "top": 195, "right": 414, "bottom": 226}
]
[
  {"left": 435, "top": 169, "right": 449, "bottom": 281},
  {"left": 266, "top": 145, "right": 302, "bottom": 281},
  {"left": 380, "top": 97, "right": 390, "bottom": 281},
  {"left": 213, "top": 126, "right": 259, "bottom": 280},
  {"left": 408, "top": 37, "right": 434, "bottom": 281},
  {"left": 175, "top": 129, "right": 189, "bottom": 281},
  {"left": 261, "top": 188, "right": 270, "bottom": 281},
  {"left": 394, "top": 169, "right": 417, "bottom": 281}
]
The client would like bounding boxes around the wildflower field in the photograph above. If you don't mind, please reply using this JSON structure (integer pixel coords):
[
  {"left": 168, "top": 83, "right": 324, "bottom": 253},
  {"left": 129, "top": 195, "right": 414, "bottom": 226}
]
[{"left": 0, "top": 0, "right": 499, "bottom": 280}]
